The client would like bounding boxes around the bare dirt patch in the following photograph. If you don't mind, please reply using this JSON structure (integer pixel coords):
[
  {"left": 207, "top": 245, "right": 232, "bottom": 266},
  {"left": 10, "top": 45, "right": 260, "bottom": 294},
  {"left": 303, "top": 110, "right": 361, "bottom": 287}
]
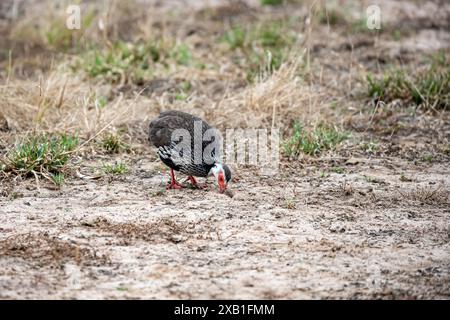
[
  {"left": 1, "top": 156, "right": 448, "bottom": 299},
  {"left": 0, "top": 232, "right": 109, "bottom": 267}
]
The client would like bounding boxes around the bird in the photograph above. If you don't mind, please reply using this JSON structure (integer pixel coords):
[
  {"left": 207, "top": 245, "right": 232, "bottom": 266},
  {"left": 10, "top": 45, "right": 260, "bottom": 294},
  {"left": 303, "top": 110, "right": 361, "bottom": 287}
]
[{"left": 148, "top": 110, "right": 232, "bottom": 193}]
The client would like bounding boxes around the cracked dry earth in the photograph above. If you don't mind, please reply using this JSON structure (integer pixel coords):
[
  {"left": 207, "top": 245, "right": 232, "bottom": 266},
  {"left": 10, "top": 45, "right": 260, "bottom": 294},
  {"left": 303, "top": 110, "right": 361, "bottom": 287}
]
[{"left": 0, "top": 154, "right": 449, "bottom": 299}]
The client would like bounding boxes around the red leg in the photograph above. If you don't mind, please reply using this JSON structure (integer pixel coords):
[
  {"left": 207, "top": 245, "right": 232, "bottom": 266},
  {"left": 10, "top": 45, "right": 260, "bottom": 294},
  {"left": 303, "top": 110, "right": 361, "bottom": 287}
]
[
  {"left": 167, "top": 168, "right": 183, "bottom": 190},
  {"left": 188, "top": 176, "right": 198, "bottom": 186},
  {"left": 187, "top": 176, "right": 208, "bottom": 189}
]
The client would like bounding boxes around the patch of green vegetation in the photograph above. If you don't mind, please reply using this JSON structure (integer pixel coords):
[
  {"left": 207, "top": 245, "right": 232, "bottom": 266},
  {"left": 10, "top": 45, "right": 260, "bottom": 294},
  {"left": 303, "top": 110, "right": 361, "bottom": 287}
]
[
  {"left": 362, "top": 175, "right": 383, "bottom": 184},
  {"left": 260, "top": 0, "right": 284, "bottom": 5},
  {"left": 411, "top": 58, "right": 449, "bottom": 109},
  {"left": 174, "top": 80, "right": 192, "bottom": 101},
  {"left": 366, "top": 54, "right": 449, "bottom": 109},
  {"left": 350, "top": 17, "right": 379, "bottom": 34},
  {"left": 51, "top": 173, "right": 65, "bottom": 187},
  {"left": 101, "top": 133, "right": 128, "bottom": 154},
  {"left": 351, "top": 18, "right": 368, "bottom": 33},
  {"left": 174, "top": 92, "right": 188, "bottom": 101},
  {"left": 318, "top": 8, "right": 347, "bottom": 26},
  {"left": 78, "top": 41, "right": 157, "bottom": 84},
  {"left": 103, "top": 162, "right": 129, "bottom": 175},
  {"left": 392, "top": 30, "right": 402, "bottom": 41},
  {"left": 319, "top": 171, "right": 329, "bottom": 178},
  {"left": 399, "top": 173, "right": 413, "bottom": 182},
  {"left": 45, "top": 10, "right": 96, "bottom": 50},
  {"left": 360, "top": 140, "right": 379, "bottom": 153},
  {"left": 11, "top": 10, "right": 96, "bottom": 52},
  {"left": 329, "top": 100, "right": 338, "bottom": 110},
  {"left": 2, "top": 134, "right": 78, "bottom": 182},
  {"left": 171, "top": 44, "right": 192, "bottom": 66},
  {"left": 422, "top": 154, "right": 433, "bottom": 163},
  {"left": 331, "top": 166, "right": 345, "bottom": 174},
  {"left": 45, "top": 21, "right": 74, "bottom": 50},
  {"left": 283, "top": 199, "right": 295, "bottom": 209},
  {"left": 260, "top": 0, "right": 301, "bottom": 5},
  {"left": 366, "top": 72, "right": 405, "bottom": 101},
  {"left": 95, "top": 95, "right": 108, "bottom": 109},
  {"left": 77, "top": 39, "right": 194, "bottom": 84},
  {"left": 283, "top": 122, "right": 349, "bottom": 157},
  {"left": 222, "top": 26, "right": 246, "bottom": 50},
  {"left": 222, "top": 21, "right": 296, "bottom": 80}
]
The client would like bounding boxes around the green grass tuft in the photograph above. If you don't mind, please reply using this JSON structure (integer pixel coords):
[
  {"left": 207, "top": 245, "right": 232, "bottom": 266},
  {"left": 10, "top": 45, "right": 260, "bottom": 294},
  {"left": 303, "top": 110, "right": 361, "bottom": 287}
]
[
  {"left": 222, "top": 26, "right": 246, "bottom": 50},
  {"left": 174, "top": 80, "right": 192, "bottom": 101},
  {"left": 260, "top": 0, "right": 284, "bottom": 5},
  {"left": 331, "top": 166, "right": 345, "bottom": 174},
  {"left": 360, "top": 140, "right": 379, "bottom": 153},
  {"left": 79, "top": 41, "right": 157, "bottom": 84},
  {"left": 45, "top": 10, "right": 95, "bottom": 50},
  {"left": 103, "top": 162, "right": 129, "bottom": 175},
  {"left": 171, "top": 44, "right": 192, "bottom": 66},
  {"left": 366, "top": 54, "right": 449, "bottom": 110},
  {"left": 77, "top": 39, "right": 195, "bottom": 84},
  {"left": 222, "top": 21, "right": 296, "bottom": 80},
  {"left": 51, "top": 173, "right": 65, "bottom": 187},
  {"left": 260, "top": 0, "right": 301, "bottom": 5},
  {"left": 3, "top": 134, "right": 78, "bottom": 181},
  {"left": 318, "top": 8, "right": 347, "bottom": 26},
  {"left": 283, "top": 122, "right": 349, "bottom": 157},
  {"left": 101, "top": 133, "right": 127, "bottom": 154},
  {"left": 422, "top": 154, "right": 433, "bottom": 163}
]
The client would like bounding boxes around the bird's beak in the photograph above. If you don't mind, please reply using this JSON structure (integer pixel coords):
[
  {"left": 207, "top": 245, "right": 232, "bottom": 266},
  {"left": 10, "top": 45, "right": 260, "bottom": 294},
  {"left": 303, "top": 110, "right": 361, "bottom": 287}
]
[
  {"left": 218, "top": 181, "right": 227, "bottom": 193},
  {"left": 218, "top": 172, "right": 227, "bottom": 193}
]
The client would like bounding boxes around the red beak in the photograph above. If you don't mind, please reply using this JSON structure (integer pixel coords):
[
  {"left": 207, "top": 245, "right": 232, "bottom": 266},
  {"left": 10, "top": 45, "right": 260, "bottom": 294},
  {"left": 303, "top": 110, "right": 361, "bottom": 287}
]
[
  {"left": 219, "top": 182, "right": 227, "bottom": 193},
  {"left": 218, "top": 172, "right": 227, "bottom": 193}
]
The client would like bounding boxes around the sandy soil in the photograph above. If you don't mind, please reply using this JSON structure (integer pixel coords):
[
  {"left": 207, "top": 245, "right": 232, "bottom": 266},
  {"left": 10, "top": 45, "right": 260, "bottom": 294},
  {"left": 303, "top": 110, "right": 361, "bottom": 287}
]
[{"left": 1, "top": 150, "right": 449, "bottom": 299}]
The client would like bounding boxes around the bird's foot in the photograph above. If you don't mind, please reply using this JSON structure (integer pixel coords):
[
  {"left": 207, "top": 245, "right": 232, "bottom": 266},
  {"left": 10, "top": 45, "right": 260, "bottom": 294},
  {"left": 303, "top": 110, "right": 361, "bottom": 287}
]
[
  {"left": 186, "top": 176, "right": 208, "bottom": 189},
  {"left": 167, "top": 168, "right": 183, "bottom": 190},
  {"left": 167, "top": 181, "right": 183, "bottom": 190}
]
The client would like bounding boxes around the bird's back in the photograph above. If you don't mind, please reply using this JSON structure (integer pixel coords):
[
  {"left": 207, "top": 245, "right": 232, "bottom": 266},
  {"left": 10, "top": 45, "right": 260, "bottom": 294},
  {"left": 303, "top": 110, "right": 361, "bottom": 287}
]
[
  {"left": 149, "top": 110, "right": 209, "bottom": 147},
  {"left": 148, "top": 110, "right": 222, "bottom": 177}
]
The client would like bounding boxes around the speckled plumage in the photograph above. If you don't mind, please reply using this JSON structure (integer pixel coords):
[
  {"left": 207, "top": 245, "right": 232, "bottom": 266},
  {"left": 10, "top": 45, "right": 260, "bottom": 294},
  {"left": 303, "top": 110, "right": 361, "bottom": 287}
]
[{"left": 148, "top": 110, "right": 227, "bottom": 179}]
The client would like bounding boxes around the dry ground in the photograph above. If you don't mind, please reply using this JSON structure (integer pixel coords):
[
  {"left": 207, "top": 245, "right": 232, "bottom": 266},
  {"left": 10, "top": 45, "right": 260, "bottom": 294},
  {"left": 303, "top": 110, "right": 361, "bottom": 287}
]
[{"left": 0, "top": 0, "right": 449, "bottom": 299}]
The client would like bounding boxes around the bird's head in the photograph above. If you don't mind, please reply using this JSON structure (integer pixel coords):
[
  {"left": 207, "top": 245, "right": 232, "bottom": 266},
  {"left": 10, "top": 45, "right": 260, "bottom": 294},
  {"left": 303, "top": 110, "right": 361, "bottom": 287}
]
[{"left": 209, "top": 163, "right": 231, "bottom": 193}]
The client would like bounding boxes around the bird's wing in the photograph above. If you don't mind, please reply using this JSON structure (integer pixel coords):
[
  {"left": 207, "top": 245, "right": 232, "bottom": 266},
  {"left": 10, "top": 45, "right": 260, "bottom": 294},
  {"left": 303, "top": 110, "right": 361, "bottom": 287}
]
[
  {"left": 149, "top": 115, "right": 190, "bottom": 147},
  {"left": 149, "top": 112, "right": 211, "bottom": 147},
  {"left": 157, "top": 142, "right": 192, "bottom": 167},
  {"left": 149, "top": 111, "right": 223, "bottom": 164}
]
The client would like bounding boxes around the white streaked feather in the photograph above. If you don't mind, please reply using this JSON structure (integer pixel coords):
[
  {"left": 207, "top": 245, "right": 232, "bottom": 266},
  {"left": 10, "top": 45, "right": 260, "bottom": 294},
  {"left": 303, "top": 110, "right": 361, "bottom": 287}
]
[{"left": 158, "top": 143, "right": 192, "bottom": 167}]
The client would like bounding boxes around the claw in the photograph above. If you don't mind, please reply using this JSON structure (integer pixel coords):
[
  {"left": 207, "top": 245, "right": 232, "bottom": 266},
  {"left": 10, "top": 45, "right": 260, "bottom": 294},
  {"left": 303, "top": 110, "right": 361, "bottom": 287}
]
[
  {"left": 187, "top": 176, "right": 208, "bottom": 189},
  {"left": 188, "top": 176, "right": 198, "bottom": 186},
  {"left": 167, "top": 182, "right": 183, "bottom": 190},
  {"left": 167, "top": 169, "right": 183, "bottom": 190}
]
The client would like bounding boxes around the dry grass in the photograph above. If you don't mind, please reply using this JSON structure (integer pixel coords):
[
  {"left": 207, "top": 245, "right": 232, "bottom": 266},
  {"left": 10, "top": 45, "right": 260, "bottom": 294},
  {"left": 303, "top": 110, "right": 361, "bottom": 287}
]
[
  {"left": 398, "top": 184, "right": 449, "bottom": 206},
  {"left": 0, "top": 1, "right": 330, "bottom": 134},
  {"left": 211, "top": 55, "right": 329, "bottom": 130}
]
